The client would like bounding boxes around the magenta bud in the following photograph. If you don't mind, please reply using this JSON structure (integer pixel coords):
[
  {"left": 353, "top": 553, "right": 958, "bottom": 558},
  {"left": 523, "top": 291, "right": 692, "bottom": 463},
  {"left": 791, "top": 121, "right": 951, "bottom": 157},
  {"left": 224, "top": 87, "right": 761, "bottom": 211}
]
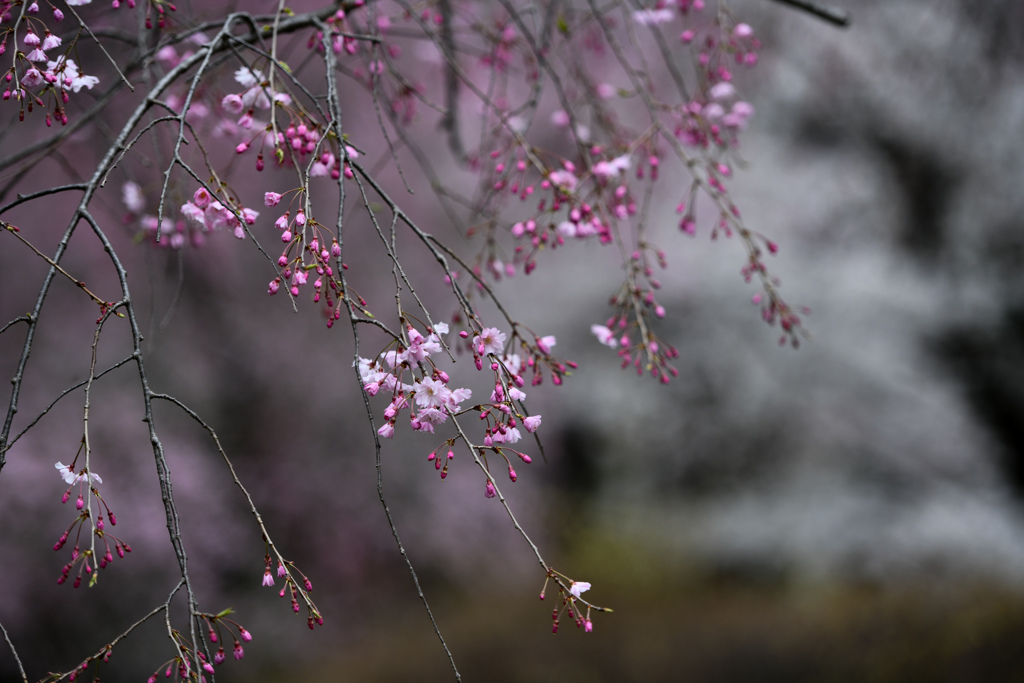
[
  {"left": 459, "top": 330, "right": 469, "bottom": 338},
  {"left": 76, "top": 495, "right": 84, "bottom": 510},
  {"left": 62, "top": 490, "right": 70, "bottom": 504},
  {"left": 109, "top": 512, "right": 117, "bottom": 526}
]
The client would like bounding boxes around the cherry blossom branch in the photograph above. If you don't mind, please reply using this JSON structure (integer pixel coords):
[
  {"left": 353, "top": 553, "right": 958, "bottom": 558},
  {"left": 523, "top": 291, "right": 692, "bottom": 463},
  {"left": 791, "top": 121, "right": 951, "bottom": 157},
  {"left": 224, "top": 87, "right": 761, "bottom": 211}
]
[
  {"left": 0, "top": 184, "right": 89, "bottom": 214},
  {"left": 151, "top": 391, "right": 322, "bottom": 625},
  {"left": 312, "top": 21, "right": 461, "bottom": 674},
  {"left": 37, "top": 582, "right": 183, "bottom": 683},
  {"left": 347, "top": 311, "right": 463, "bottom": 683},
  {"left": 0, "top": 221, "right": 113, "bottom": 308},
  {"left": 1, "top": 356, "right": 135, "bottom": 459},
  {"left": 62, "top": 0, "right": 134, "bottom": 91},
  {"left": 0, "top": 618, "right": 28, "bottom": 683},
  {"left": 767, "top": 0, "right": 851, "bottom": 27},
  {"left": 446, "top": 412, "right": 611, "bottom": 617}
]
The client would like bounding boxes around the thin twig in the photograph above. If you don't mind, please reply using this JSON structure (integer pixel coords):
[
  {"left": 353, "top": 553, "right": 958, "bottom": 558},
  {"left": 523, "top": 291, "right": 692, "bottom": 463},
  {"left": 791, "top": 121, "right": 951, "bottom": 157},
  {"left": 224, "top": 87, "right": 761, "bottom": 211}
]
[
  {"left": 767, "top": 0, "right": 851, "bottom": 27},
  {"left": 0, "top": 618, "right": 28, "bottom": 683}
]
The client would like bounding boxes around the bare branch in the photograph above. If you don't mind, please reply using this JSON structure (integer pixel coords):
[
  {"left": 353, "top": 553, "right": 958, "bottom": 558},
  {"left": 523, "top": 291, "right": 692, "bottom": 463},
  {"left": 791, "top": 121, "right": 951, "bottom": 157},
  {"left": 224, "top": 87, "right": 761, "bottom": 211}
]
[{"left": 767, "top": 0, "right": 851, "bottom": 27}]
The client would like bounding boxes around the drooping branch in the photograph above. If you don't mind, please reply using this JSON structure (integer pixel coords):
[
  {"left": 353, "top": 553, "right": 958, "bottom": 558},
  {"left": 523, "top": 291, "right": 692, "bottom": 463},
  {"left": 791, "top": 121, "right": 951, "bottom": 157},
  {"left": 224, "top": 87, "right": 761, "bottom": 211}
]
[{"left": 767, "top": 0, "right": 851, "bottom": 27}]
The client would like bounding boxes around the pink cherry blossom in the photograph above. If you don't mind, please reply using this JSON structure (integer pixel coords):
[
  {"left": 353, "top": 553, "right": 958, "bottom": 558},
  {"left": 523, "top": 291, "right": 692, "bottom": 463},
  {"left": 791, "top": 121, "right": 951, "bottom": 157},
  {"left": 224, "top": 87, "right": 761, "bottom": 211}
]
[
  {"left": 473, "top": 327, "right": 506, "bottom": 356},
  {"left": 21, "top": 68, "right": 43, "bottom": 87},
  {"left": 55, "top": 462, "right": 102, "bottom": 485},
  {"left": 569, "top": 581, "right": 591, "bottom": 598},
  {"left": 523, "top": 415, "right": 542, "bottom": 433},
  {"left": 548, "top": 169, "right": 578, "bottom": 191},
  {"left": 41, "top": 33, "right": 61, "bottom": 51},
  {"left": 221, "top": 93, "right": 244, "bottom": 114},
  {"left": 414, "top": 377, "right": 451, "bottom": 409},
  {"left": 193, "top": 187, "right": 212, "bottom": 209},
  {"left": 633, "top": 8, "right": 674, "bottom": 25},
  {"left": 592, "top": 155, "right": 631, "bottom": 178},
  {"left": 122, "top": 182, "right": 145, "bottom": 213},
  {"left": 591, "top": 324, "right": 618, "bottom": 348}
]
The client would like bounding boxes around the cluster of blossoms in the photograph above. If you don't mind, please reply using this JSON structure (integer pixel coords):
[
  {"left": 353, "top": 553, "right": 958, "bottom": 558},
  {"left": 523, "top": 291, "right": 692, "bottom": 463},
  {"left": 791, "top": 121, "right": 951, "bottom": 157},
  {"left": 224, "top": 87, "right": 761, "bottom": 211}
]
[
  {"left": 262, "top": 191, "right": 348, "bottom": 325},
  {"left": 356, "top": 322, "right": 559, "bottom": 496},
  {"left": 540, "top": 574, "right": 599, "bottom": 634},
  {"left": 222, "top": 62, "right": 361, "bottom": 180},
  {"left": 179, "top": 186, "right": 259, "bottom": 241},
  {"left": 408, "top": 0, "right": 808, "bottom": 377},
  {"left": 0, "top": 2, "right": 103, "bottom": 126},
  {"left": 357, "top": 322, "right": 472, "bottom": 439},
  {"left": 260, "top": 554, "right": 323, "bottom": 629},
  {"left": 53, "top": 461, "right": 130, "bottom": 589},
  {"left": 125, "top": 182, "right": 254, "bottom": 249},
  {"left": 146, "top": 616, "right": 252, "bottom": 683}
]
